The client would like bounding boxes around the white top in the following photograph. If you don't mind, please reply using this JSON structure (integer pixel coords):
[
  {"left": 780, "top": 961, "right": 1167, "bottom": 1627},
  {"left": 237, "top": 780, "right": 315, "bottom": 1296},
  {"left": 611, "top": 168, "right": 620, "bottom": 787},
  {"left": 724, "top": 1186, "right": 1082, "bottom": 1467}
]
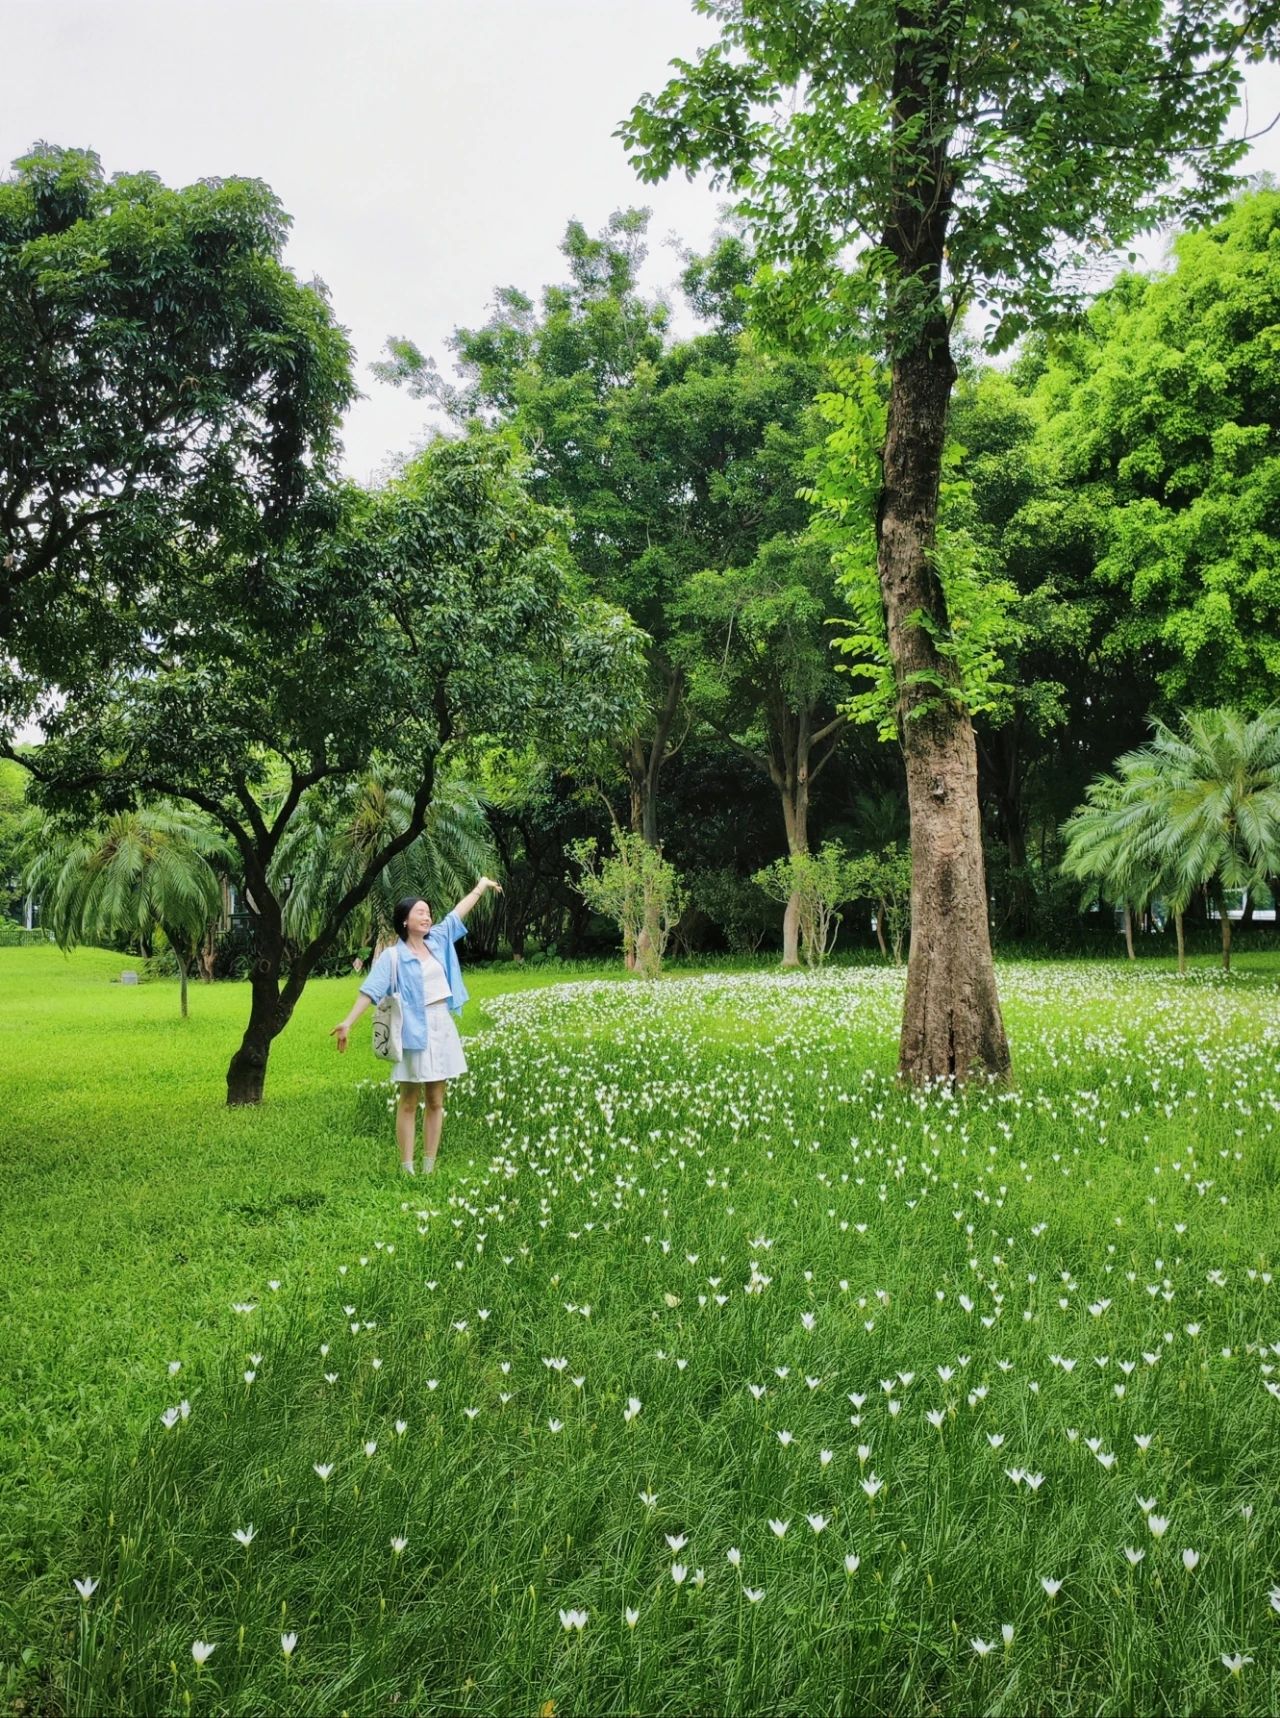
[{"left": 410, "top": 946, "right": 452, "bottom": 1006}]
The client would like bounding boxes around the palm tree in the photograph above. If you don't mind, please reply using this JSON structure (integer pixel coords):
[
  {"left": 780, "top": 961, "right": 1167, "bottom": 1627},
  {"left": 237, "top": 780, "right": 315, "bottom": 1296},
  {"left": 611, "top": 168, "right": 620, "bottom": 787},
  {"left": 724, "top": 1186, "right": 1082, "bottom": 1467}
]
[
  {"left": 1060, "top": 774, "right": 1162, "bottom": 962},
  {"left": 21, "top": 805, "right": 229, "bottom": 1015},
  {"left": 1062, "top": 708, "right": 1280, "bottom": 974},
  {"left": 272, "top": 769, "right": 496, "bottom": 954}
]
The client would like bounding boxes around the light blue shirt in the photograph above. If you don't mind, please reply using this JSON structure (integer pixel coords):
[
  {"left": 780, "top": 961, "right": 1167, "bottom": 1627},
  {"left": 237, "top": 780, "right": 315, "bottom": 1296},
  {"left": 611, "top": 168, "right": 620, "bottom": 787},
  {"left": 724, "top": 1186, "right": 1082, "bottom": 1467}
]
[{"left": 359, "top": 912, "right": 469, "bottom": 1051}]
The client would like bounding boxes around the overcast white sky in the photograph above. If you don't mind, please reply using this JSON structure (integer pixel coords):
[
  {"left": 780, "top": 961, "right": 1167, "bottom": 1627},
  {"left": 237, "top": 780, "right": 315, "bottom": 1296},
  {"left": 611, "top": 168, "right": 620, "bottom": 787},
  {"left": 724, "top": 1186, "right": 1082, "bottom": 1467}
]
[{"left": 4, "top": 0, "right": 1280, "bottom": 484}]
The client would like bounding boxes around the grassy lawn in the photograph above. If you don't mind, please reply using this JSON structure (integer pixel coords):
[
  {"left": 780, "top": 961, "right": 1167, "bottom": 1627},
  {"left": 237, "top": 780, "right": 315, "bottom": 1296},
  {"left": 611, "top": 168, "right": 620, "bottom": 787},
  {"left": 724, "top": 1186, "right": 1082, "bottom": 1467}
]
[{"left": 1, "top": 944, "right": 1278, "bottom": 1714}]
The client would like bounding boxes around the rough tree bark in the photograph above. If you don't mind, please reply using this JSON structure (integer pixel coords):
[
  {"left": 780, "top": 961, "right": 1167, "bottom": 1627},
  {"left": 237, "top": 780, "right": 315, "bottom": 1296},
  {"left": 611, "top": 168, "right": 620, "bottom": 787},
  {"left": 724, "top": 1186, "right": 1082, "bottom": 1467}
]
[{"left": 877, "top": 324, "right": 1010, "bottom": 1082}]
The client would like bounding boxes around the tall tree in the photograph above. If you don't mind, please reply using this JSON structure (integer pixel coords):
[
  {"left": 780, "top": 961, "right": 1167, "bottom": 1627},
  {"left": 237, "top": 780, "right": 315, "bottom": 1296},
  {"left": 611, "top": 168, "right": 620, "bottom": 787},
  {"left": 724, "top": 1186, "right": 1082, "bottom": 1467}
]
[
  {"left": 20, "top": 435, "right": 645, "bottom": 1103},
  {"left": 0, "top": 144, "right": 354, "bottom": 726},
  {"left": 377, "top": 220, "right": 820, "bottom": 852},
  {"left": 622, "top": 0, "right": 1277, "bottom": 1082}
]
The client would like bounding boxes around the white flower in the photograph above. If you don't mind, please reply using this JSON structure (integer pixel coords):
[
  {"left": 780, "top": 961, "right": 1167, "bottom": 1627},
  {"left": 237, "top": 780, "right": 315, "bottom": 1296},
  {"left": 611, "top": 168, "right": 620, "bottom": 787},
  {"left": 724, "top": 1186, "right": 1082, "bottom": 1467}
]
[
  {"left": 395, "top": 1420, "right": 408, "bottom": 1436},
  {"left": 191, "top": 1641, "right": 216, "bottom": 1666},
  {"left": 844, "top": 1553, "right": 860, "bottom": 1575},
  {"left": 987, "top": 1433, "right": 1005, "bottom": 1449},
  {"left": 806, "top": 1513, "right": 829, "bottom": 1534},
  {"left": 1222, "top": 1654, "right": 1253, "bottom": 1674},
  {"left": 801, "top": 1312, "right": 816, "bottom": 1330},
  {"left": 665, "top": 1533, "right": 687, "bottom": 1552},
  {"left": 670, "top": 1563, "right": 688, "bottom": 1585},
  {"left": 1181, "top": 1548, "right": 1201, "bottom": 1572},
  {"left": 691, "top": 1568, "right": 706, "bottom": 1589},
  {"left": 819, "top": 1448, "right": 834, "bottom": 1466},
  {"left": 926, "top": 1409, "right": 945, "bottom": 1429},
  {"left": 1001, "top": 1624, "right": 1014, "bottom": 1647},
  {"left": 1123, "top": 1548, "right": 1145, "bottom": 1566},
  {"left": 363, "top": 1441, "right": 377, "bottom": 1457},
  {"left": 160, "top": 1407, "right": 180, "bottom": 1430},
  {"left": 558, "top": 1608, "right": 588, "bottom": 1631},
  {"left": 167, "top": 1361, "right": 181, "bottom": 1375},
  {"left": 727, "top": 1546, "right": 742, "bottom": 1567},
  {"left": 768, "top": 1518, "right": 790, "bottom": 1538},
  {"left": 1040, "top": 1577, "right": 1063, "bottom": 1598},
  {"left": 625, "top": 1607, "right": 639, "bottom": 1628},
  {"left": 313, "top": 1463, "right": 334, "bottom": 1481},
  {"left": 743, "top": 1586, "right": 766, "bottom": 1603},
  {"left": 73, "top": 1577, "right": 99, "bottom": 1599},
  {"left": 232, "top": 1526, "right": 256, "bottom": 1546},
  {"left": 861, "top": 1473, "right": 884, "bottom": 1499},
  {"left": 547, "top": 1418, "right": 563, "bottom": 1433},
  {"left": 243, "top": 1370, "right": 256, "bottom": 1385},
  {"left": 390, "top": 1536, "right": 408, "bottom": 1554},
  {"left": 971, "top": 1638, "right": 995, "bottom": 1656},
  {"left": 281, "top": 1632, "right": 297, "bottom": 1657},
  {"left": 624, "top": 1397, "right": 642, "bottom": 1421},
  {"left": 776, "top": 1429, "right": 794, "bottom": 1446},
  {"left": 1147, "top": 1514, "right": 1170, "bottom": 1538}
]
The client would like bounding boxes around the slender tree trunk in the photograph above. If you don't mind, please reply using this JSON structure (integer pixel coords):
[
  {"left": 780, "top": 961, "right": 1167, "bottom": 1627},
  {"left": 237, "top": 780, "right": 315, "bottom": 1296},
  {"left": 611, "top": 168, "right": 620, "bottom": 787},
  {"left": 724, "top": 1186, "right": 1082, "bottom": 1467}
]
[
  {"left": 1221, "top": 906, "right": 1232, "bottom": 972},
  {"left": 878, "top": 322, "right": 1010, "bottom": 1084},
  {"left": 1175, "top": 909, "right": 1185, "bottom": 975},
  {"left": 875, "top": 898, "right": 888, "bottom": 959},
  {"left": 626, "top": 666, "right": 685, "bottom": 848},
  {"left": 1123, "top": 903, "right": 1135, "bottom": 961},
  {"left": 226, "top": 942, "right": 295, "bottom": 1105},
  {"left": 178, "top": 954, "right": 190, "bottom": 1020},
  {"left": 777, "top": 730, "right": 810, "bottom": 969}
]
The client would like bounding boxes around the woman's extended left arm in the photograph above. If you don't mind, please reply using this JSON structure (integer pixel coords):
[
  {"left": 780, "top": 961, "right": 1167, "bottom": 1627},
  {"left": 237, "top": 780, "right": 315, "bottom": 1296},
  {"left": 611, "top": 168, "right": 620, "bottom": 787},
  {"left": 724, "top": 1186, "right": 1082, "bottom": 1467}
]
[{"left": 452, "top": 876, "right": 502, "bottom": 922}]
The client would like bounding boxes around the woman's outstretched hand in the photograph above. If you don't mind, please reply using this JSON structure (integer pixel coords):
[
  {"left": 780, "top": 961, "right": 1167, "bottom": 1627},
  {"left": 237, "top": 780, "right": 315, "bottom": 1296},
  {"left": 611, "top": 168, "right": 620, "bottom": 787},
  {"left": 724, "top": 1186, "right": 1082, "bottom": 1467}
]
[
  {"left": 330, "top": 1023, "right": 350, "bottom": 1053},
  {"left": 478, "top": 876, "right": 503, "bottom": 895}
]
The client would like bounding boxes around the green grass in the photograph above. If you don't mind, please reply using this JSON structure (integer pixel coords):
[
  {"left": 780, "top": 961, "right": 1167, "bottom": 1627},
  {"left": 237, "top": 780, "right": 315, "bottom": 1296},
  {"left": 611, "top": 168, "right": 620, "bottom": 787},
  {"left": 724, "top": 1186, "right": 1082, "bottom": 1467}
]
[{"left": 1, "top": 945, "right": 1279, "bottom": 1715}]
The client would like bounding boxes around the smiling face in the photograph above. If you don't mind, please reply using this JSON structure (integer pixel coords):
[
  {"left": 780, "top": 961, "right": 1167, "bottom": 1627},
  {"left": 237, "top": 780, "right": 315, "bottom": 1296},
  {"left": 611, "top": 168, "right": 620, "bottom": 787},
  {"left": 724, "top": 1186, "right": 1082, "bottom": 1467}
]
[{"left": 406, "top": 899, "right": 433, "bottom": 937}]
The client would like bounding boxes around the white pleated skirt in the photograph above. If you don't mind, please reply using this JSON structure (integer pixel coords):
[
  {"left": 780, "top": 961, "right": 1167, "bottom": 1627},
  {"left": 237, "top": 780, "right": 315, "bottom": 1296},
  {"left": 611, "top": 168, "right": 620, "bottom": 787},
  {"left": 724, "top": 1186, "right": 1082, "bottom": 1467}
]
[{"left": 391, "top": 1001, "right": 468, "bottom": 1083}]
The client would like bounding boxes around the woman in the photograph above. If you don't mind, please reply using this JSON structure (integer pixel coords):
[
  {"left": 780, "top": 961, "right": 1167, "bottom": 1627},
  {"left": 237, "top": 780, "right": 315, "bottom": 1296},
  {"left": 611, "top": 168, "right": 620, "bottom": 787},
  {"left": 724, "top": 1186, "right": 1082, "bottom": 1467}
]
[{"left": 331, "top": 878, "right": 501, "bottom": 1174}]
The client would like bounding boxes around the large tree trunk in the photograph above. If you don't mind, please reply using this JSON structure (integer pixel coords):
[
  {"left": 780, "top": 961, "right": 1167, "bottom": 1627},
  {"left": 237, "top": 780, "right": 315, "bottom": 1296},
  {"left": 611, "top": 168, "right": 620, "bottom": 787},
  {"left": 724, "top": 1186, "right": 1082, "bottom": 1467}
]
[
  {"left": 226, "top": 952, "right": 294, "bottom": 1106},
  {"left": 878, "top": 322, "right": 1010, "bottom": 1085}
]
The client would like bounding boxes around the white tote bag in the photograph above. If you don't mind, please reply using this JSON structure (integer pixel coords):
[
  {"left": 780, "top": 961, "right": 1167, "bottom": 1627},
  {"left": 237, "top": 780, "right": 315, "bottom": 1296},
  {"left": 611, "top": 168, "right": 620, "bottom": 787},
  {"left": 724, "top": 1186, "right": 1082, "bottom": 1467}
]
[{"left": 371, "top": 946, "right": 404, "bottom": 1062}]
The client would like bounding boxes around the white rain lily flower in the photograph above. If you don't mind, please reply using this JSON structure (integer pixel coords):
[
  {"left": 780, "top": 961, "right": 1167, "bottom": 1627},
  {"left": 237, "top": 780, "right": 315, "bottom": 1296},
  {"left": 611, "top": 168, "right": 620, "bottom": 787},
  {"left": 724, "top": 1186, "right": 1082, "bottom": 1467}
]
[
  {"left": 73, "top": 1577, "right": 99, "bottom": 1599},
  {"left": 625, "top": 1607, "right": 639, "bottom": 1628},
  {"left": 191, "top": 1641, "right": 216, "bottom": 1666},
  {"left": 971, "top": 1638, "right": 995, "bottom": 1657},
  {"left": 819, "top": 1448, "right": 834, "bottom": 1466},
  {"left": 638, "top": 1491, "right": 658, "bottom": 1508},
  {"left": 281, "top": 1633, "right": 297, "bottom": 1657},
  {"left": 232, "top": 1526, "right": 256, "bottom": 1546},
  {"left": 1001, "top": 1624, "right": 1014, "bottom": 1647},
  {"left": 547, "top": 1419, "right": 564, "bottom": 1433},
  {"left": 1040, "top": 1577, "right": 1063, "bottom": 1598},
  {"left": 806, "top": 1513, "right": 829, "bottom": 1534},
  {"left": 665, "top": 1533, "right": 688, "bottom": 1552},
  {"left": 1181, "top": 1549, "right": 1201, "bottom": 1572},
  {"left": 768, "top": 1518, "right": 790, "bottom": 1538},
  {"left": 727, "top": 1547, "right": 742, "bottom": 1567},
  {"left": 861, "top": 1473, "right": 884, "bottom": 1499},
  {"left": 1147, "top": 1514, "right": 1170, "bottom": 1538},
  {"left": 390, "top": 1537, "right": 408, "bottom": 1554},
  {"left": 558, "top": 1608, "right": 588, "bottom": 1631},
  {"left": 670, "top": 1563, "right": 688, "bottom": 1585},
  {"left": 844, "top": 1553, "right": 860, "bottom": 1574},
  {"left": 395, "top": 1420, "right": 408, "bottom": 1436},
  {"left": 1123, "top": 1548, "right": 1145, "bottom": 1566},
  {"left": 313, "top": 1463, "right": 334, "bottom": 1481},
  {"left": 1222, "top": 1654, "right": 1253, "bottom": 1674},
  {"left": 776, "top": 1430, "right": 794, "bottom": 1446},
  {"left": 743, "top": 1586, "right": 766, "bottom": 1603},
  {"left": 363, "top": 1441, "right": 377, "bottom": 1458},
  {"left": 624, "top": 1397, "right": 642, "bottom": 1421}
]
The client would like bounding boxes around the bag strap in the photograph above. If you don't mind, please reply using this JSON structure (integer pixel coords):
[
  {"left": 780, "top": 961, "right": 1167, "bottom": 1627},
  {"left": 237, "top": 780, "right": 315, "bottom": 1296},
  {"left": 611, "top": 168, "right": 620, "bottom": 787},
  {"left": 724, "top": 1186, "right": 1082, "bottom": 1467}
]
[{"left": 389, "top": 944, "right": 400, "bottom": 994}]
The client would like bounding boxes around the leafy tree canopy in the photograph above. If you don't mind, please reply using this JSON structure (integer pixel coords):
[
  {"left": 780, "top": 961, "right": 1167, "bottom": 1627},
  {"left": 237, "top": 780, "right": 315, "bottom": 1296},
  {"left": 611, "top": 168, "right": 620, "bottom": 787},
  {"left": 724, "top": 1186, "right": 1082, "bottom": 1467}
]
[{"left": 0, "top": 144, "right": 355, "bottom": 721}]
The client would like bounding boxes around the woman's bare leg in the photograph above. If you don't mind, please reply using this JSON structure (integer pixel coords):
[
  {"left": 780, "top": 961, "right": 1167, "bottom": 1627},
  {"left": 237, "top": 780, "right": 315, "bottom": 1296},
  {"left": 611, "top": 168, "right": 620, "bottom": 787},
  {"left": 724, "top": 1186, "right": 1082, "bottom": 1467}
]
[
  {"left": 396, "top": 1084, "right": 423, "bottom": 1171},
  {"left": 422, "top": 1081, "right": 446, "bottom": 1171}
]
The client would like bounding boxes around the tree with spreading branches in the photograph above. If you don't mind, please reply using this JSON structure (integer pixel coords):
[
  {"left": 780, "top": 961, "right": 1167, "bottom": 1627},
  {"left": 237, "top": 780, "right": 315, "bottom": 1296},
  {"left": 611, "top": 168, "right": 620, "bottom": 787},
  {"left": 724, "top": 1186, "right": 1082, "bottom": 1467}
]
[{"left": 622, "top": 0, "right": 1280, "bottom": 1081}]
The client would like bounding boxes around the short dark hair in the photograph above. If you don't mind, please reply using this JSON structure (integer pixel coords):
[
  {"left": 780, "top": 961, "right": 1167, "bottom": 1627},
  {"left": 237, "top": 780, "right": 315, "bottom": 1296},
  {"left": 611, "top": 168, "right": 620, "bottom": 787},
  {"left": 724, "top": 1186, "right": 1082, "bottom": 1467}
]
[{"left": 392, "top": 897, "right": 428, "bottom": 941}]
